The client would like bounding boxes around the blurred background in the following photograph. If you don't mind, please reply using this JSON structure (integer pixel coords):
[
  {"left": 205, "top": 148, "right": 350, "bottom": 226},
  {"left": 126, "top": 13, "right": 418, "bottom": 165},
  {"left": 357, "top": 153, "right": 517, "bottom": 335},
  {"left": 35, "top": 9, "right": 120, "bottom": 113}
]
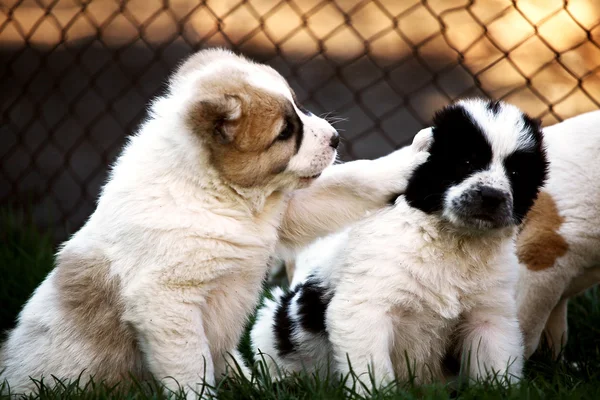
[{"left": 1, "top": 0, "right": 600, "bottom": 240}]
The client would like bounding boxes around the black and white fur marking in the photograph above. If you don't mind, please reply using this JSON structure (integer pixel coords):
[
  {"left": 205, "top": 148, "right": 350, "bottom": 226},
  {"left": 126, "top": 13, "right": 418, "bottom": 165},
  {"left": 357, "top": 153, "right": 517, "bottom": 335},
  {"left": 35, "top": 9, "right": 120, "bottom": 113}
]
[{"left": 251, "top": 98, "right": 548, "bottom": 388}]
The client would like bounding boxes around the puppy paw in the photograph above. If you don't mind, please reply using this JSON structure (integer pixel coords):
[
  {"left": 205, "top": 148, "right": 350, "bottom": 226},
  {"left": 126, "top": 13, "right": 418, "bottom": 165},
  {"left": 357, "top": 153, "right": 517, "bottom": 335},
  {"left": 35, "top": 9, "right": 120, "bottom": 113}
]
[
  {"left": 410, "top": 127, "right": 434, "bottom": 153},
  {"left": 408, "top": 148, "right": 431, "bottom": 171},
  {"left": 373, "top": 129, "right": 432, "bottom": 196}
]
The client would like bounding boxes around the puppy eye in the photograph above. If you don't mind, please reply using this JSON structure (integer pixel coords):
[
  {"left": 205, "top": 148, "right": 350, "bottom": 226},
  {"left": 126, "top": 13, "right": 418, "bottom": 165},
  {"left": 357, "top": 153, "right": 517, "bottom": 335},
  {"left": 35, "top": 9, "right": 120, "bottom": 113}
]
[
  {"left": 277, "top": 122, "right": 294, "bottom": 141},
  {"left": 462, "top": 151, "right": 480, "bottom": 166}
]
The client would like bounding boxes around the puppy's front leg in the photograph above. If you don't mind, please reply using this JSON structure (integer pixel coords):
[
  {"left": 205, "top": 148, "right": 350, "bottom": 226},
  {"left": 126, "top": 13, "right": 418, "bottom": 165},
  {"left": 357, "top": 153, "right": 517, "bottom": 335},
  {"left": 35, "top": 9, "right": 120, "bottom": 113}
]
[
  {"left": 516, "top": 265, "right": 573, "bottom": 359},
  {"left": 459, "top": 300, "right": 524, "bottom": 383},
  {"left": 279, "top": 128, "right": 433, "bottom": 251},
  {"left": 327, "top": 296, "right": 395, "bottom": 394},
  {"left": 128, "top": 294, "right": 214, "bottom": 399},
  {"left": 214, "top": 349, "right": 251, "bottom": 381}
]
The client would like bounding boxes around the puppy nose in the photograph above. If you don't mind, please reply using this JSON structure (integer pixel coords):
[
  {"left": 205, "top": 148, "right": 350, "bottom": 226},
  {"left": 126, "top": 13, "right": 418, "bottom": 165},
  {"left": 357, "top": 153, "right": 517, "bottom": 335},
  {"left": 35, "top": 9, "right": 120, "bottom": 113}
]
[
  {"left": 479, "top": 186, "right": 507, "bottom": 210},
  {"left": 329, "top": 132, "right": 340, "bottom": 149}
]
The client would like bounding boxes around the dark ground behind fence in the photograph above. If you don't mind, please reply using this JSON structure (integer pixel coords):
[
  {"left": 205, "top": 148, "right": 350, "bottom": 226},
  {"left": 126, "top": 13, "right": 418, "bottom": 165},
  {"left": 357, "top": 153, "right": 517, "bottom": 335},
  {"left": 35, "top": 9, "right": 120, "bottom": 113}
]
[{"left": 1, "top": 0, "right": 600, "bottom": 240}]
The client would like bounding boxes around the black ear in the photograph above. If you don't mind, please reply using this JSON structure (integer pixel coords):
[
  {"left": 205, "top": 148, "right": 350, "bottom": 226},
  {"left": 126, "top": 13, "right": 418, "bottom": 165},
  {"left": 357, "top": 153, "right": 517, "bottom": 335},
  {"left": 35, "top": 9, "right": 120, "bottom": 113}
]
[
  {"left": 196, "top": 94, "right": 242, "bottom": 144},
  {"left": 522, "top": 114, "right": 542, "bottom": 137}
]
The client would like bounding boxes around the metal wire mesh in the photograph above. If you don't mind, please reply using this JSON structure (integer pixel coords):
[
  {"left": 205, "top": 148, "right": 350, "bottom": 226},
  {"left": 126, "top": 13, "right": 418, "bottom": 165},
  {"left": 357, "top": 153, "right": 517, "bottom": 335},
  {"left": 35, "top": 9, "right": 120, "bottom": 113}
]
[{"left": 2, "top": 0, "right": 600, "bottom": 239}]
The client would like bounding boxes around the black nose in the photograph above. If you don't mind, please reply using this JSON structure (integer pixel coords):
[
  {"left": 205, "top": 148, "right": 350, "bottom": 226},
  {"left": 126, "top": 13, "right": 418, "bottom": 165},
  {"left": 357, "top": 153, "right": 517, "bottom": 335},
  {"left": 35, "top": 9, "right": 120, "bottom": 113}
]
[
  {"left": 479, "top": 186, "right": 507, "bottom": 210},
  {"left": 329, "top": 133, "right": 340, "bottom": 149}
]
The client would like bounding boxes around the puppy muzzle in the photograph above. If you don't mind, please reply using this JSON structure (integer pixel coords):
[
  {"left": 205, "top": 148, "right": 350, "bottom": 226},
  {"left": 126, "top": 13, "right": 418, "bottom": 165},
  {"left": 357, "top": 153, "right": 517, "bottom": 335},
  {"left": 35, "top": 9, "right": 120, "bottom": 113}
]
[{"left": 450, "top": 185, "right": 514, "bottom": 229}]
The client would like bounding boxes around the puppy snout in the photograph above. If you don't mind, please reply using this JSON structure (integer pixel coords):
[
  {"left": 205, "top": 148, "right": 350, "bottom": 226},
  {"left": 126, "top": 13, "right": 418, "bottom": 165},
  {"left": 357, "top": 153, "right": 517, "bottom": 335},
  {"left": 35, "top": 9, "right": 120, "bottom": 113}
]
[
  {"left": 329, "top": 132, "right": 340, "bottom": 149},
  {"left": 478, "top": 186, "right": 507, "bottom": 211},
  {"left": 450, "top": 185, "right": 513, "bottom": 229}
]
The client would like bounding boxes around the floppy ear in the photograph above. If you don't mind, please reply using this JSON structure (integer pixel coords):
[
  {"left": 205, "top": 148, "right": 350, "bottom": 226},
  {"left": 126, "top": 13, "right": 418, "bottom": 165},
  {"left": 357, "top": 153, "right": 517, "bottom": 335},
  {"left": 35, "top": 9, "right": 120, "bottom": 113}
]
[{"left": 196, "top": 94, "right": 242, "bottom": 144}]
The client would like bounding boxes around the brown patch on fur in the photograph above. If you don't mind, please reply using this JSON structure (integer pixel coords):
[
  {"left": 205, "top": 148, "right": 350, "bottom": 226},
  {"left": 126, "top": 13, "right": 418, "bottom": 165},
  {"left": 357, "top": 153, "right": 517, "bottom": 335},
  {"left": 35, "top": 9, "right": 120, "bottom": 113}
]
[
  {"left": 55, "top": 249, "right": 146, "bottom": 384},
  {"left": 188, "top": 87, "right": 297, "bottom": 187},
  {"left": 182, "top": 52, "right": 301, "bottom": 188},
  {"left": 516, "top": 191, "right": 569, "bottom": 271}
]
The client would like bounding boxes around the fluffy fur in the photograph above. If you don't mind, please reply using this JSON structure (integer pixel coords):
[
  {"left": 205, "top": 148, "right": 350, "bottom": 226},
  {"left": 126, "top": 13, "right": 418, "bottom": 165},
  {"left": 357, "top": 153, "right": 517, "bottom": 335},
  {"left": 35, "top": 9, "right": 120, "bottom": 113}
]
[
  {"left": 515, "top": 110, "right": 600, "bottom": 359},
  {"left": 251, "top": 99, "right": 548, "bottom": 389},
  {"left": 0, "top": 49, "right": 432, "bottom": 397}
]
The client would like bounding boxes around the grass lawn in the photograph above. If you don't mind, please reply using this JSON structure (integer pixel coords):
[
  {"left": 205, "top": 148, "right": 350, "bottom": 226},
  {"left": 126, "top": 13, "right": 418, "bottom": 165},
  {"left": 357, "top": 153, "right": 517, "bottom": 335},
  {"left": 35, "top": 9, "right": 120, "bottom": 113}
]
[{"left": 1, "top": 208, "right": 600, "bottom": 399}]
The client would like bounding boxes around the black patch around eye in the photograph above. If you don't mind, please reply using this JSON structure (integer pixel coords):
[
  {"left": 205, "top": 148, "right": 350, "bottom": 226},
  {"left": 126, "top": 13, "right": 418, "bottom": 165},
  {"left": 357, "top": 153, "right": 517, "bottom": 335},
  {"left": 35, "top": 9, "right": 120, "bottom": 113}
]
[
  {"left": 504, "top": 148, "right": 548, "bottom": 223},
  {"left": 274, "top": 104, "right": 304, "bottom": 155},
  {"left": 294, "top": 112, "right": 304, "bottom": 154},
  {"left": 503, "top": 112, "right": 547, "bottom": 223},
  {"left": 402, "top": 105, "right": 493, "bottom": 213},
  {"left": 273, "top": 289, "right": 298, "bottom": 357},
  {"left": 277, "top": 117, "right": 295, "bottom": 141},
  {"left": 296, "top": 277, "right": 332, "bottom": 335}
]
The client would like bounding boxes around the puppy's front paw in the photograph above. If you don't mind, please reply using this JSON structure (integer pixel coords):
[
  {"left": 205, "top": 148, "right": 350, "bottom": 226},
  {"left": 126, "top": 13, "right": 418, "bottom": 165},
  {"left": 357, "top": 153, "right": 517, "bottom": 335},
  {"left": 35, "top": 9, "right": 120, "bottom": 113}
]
[
  {"left": 408, "top": 148, "right": 431, "bottom": 171},
  {"left": 411, "top": 127, "right": 434, "bottom": 153},
  {"left": 375, "top": 132, "right": 431, "bottom": 196},
  {"left": 386, "top": 127, "right": 433, "bottom": 170}
]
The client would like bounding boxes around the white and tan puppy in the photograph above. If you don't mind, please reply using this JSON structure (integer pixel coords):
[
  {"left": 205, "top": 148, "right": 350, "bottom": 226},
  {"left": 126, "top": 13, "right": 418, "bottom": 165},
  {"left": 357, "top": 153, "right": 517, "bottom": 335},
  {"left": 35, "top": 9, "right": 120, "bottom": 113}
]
[
  {"left": 516, "top": 110, "right": 600, "bottom": 359},
  {"left": 0, "top": 49, "right": 431, "bottom": 397},
  {"left": 252, "top": 99, "right": 548, "bottom": 389}
]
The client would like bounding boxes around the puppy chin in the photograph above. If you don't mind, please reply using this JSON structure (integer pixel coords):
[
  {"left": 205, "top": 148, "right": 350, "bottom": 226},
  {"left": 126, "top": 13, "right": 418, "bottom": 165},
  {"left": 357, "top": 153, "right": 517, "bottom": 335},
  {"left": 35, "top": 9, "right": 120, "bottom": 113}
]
[
  {"left": 292, "top": 170, "right": 326, "bottom": 189},
  {"left": 273, "top": 170, "right": 324, "bottom": 191},
  {"left": 442, "top": 208, "right": 515, "bottom": 233},
  {"left": 296, "top": 173, "right": 321, "bottom": 187},
  {"left": 291, "top": 150, "right": 337, "bottom": 188}
]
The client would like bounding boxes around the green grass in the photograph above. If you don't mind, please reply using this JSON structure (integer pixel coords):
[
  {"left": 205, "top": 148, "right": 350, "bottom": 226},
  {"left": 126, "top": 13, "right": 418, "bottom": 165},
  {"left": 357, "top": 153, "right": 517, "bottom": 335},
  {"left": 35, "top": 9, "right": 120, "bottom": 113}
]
[
  {"left": 1, "top": 209, "right": 600, "bottom": 399},
  {"left": 0, "top": 209, "right": 55, "bottom": 340}
]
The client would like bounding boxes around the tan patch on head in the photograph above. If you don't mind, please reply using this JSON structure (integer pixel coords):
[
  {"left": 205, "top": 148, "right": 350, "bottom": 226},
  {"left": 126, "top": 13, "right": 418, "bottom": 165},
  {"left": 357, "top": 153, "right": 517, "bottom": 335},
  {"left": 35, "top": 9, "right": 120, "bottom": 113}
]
[
  {"left": 516, "top": 191, "right": 569, "bottom": 271},
  {"left": 55, "top": 249, "right": 146, "bottom": 383},
  {"left": 187, "top": 74, "right": 301, "bottom": 188}
]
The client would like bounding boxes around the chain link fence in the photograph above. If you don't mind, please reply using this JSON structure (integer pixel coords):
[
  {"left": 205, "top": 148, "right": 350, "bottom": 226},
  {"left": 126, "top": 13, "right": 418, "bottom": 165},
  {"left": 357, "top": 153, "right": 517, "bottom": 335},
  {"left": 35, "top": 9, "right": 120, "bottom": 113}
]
[{"left": 2, "top": 0, "right": 600, "bottom": 240}]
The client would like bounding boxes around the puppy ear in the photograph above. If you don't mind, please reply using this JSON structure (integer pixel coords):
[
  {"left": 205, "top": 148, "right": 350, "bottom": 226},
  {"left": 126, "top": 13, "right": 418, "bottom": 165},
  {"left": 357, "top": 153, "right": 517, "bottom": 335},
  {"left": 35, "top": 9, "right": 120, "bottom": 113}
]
[
  {"left": 524, "top": 114, "right": 542, "bottom": 132},
  {"left": 196, "top": 94, "right": 242, "bottom": 144}
]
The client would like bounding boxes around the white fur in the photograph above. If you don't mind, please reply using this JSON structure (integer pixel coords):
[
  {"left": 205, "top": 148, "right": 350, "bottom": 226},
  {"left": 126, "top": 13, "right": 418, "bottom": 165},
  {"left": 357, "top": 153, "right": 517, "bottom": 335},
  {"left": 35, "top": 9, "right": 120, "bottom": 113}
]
[
  {"left": 516, "top": 110, "right": 600, "bottom": 358},
  {"left": 252, "top": 100, "right": 535, "bottom": 391},
  {"left": 460, "top": 99, "right": 535, "bottom": 152},
  {"left": 254, "top": 201, "right": 524, "bottom": 389},
  {"left": 0, "top": 49, "right": 433, "bottom": 398}
]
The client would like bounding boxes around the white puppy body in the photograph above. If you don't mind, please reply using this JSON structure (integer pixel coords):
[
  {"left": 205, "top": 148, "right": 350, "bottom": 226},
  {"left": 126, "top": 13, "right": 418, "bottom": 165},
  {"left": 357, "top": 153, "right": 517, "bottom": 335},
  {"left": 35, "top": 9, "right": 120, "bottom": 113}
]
[
  {"left": 255, "top": 204, "right": 521, "bottom": 383},
  {"left": 2, "top": 71, "right": 289, "bottom": 395},
  {"left": 0, "top": 49, "right": 431, "bottom": 396},
  {"left": 334, "top": 200, "right": 520, "bottom": 384},
  {"left": 252, "top": 99, "right": 549, "bottom": 388},
  {"left": 516, "top": 110, "right": 600, "bottom": 358}
]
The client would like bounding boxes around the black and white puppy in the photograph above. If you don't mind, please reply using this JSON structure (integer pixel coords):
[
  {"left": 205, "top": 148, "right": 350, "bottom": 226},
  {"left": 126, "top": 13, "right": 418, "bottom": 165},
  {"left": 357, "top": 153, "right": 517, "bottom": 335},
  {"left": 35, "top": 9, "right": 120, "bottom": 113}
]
[{"left": 251, "top": 99, "right": 548, "bottom": 388}]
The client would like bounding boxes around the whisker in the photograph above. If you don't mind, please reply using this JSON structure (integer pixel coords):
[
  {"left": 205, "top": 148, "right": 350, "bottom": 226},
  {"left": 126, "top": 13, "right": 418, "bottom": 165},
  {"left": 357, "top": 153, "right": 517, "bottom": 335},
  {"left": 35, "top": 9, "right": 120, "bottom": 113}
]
[
  {"left": 328, "top": 116, "right": 348, "bottom": 120},
  {"left": 327, "top": 117, "right": 349, "bottom": 123}
]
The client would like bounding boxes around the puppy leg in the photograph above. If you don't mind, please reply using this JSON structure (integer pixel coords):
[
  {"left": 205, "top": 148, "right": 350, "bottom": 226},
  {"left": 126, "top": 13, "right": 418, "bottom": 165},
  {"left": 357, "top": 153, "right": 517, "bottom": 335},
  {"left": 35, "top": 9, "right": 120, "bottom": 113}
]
[
  {"left": 459, "top": 303, "right": 524, "bottom": 383},
  {"left": 543, "top": 298, "right": 569, "bottom": 360},
  {"left": 279, "top": 129, "right": 433, "bottom": 251},
  {"left": 285, "top": 258, "right": 296, "bottom": 284},
  {"left": 214, "top": 349, "right": 251, "bottom": 380},
  {"left": 128, "top": 297, "right": 214, "bottom": 399},
  {"left": 327, "top": 298, "right": 395, "bottom": 392},
  {"left": 516, "top": 266, "right": 573, "bottom": 359}
]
